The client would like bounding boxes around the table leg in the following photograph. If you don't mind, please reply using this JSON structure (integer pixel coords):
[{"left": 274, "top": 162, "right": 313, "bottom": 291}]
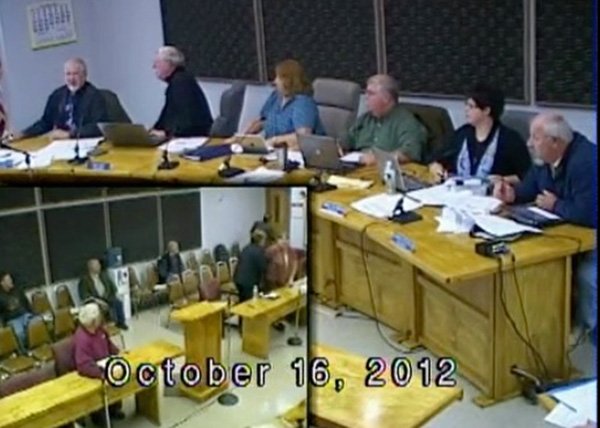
[
  {"left": 135, "top": 383, "right": 161, "bottom": 425},
  {"left": 242, "top": 316, "right": 271, "bottom": 359}
]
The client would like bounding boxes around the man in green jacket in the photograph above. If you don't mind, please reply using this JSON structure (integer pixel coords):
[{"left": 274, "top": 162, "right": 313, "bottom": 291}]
[
  {"left": 78, "top": 258, "right": 128, "bottom": 330},
  {"left": 347, "top": 74, "right": 427, "bottom": 166}
]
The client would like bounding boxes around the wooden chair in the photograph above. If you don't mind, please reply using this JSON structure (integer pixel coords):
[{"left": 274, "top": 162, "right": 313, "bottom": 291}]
[
  {"left": 186, "top": 253, "right": 200, "bottom": 273},
  {"left": 147, "top": 263, "right": 168, "bottom": 305},
  {"left": 199, "top": 249, "right": 216, "bottom": 274},
  {"left": 53, "top": 308, "right": 76, "bottom": 340},
  {"left": 30, "top": 290, "right": 55, "bottom": 330},
  {"left": 55, "top": 284, "right": 75, "bottom": 309},
  {"left": 0, "top": 327, "right": 37, "bottom": 376},
  {"left": 129, "top": 266, "right": 157, "bottom": 316},
  {"left": 182, "top": 271, "right": 201, "bottom": 303},
  {"left": 26, "top": 318, "right": 54, "bottom": 363}
]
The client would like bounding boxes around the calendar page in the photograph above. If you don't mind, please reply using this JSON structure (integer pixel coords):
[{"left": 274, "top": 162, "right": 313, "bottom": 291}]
[{"left": 27, "top": 0, "right": 77, "bottom": 50}]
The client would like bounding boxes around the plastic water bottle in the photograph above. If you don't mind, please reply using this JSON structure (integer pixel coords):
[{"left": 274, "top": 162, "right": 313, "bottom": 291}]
[
  {"left": 384, "top": 160, "right": 396, "bottom": 195},
  {"left": 253, "top": 285, "right": 259, "bottom": 300}
]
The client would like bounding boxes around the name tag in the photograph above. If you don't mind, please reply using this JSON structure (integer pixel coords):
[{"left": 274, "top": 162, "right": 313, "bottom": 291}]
[
  {"left": 320, "top": 202, "right": 346, "bottom": 218},
  {"left": 391, "top": 233, "right": 415, "bottom": 252},
  {"left": 87, "top": 161, "right": 111, "bottom": 171}
]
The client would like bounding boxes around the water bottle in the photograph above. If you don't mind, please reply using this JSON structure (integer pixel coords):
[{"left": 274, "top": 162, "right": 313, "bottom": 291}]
[
  {"left": 253, "top": 285, "right": 259, "bottom": 300},
  {"left": 384, "top": 160, "right": 396, "bottom": 195}
]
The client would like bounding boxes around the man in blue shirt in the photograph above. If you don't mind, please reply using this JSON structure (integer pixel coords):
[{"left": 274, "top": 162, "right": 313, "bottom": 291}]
[{"left": 494, "top": 113, "right": 597, "bottom": 344}]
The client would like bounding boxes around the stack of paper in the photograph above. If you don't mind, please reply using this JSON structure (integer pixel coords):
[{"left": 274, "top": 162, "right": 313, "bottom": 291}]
[
  {"left": 351, "top": 193, "right": 422, "bottom": 219},
  {"left": 327, "top": 175, "right": 373, "bottom": 190},
  {"left": 408, "top": 184, "right": 501, "bottom": 214},
  {"left": 546, "top": 380, "right": 597, "bottom": 427},
  {"left": 471, "top": 214, "right": 541, "bottom": 237},
  {"left": 226, "top": 167, "right": 285, "bottom": 184},
  {"left": 340, "top": 152, "right": 363, "bottom": 163},
  {"left": 158, "top": 137, "right": 209, "bottom": 154},
  {"left": 435, "top": 207, "right": 475, "bottom": 234}
]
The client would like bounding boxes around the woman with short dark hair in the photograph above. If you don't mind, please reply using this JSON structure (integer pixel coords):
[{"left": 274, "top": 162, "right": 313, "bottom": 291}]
[{"left": 429, "top": 83, "right": 531, "bottom": 184}]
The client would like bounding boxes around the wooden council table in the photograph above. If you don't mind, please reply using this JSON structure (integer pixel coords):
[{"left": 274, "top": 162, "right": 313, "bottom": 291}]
[
  {"left": 0, "top": 137, "right": 316, "bottom": 184},
  {"left": 311, "top": 164, "right": 596, "bottom": 406},
  {"left": 0, "top": 339, "right": 183, "bottom": 428},
  {"left": 310, "top": 344, "right": 463, "bottom": 428}
]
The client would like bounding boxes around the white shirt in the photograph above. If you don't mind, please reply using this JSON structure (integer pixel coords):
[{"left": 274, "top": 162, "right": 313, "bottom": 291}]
[{"left": 91, "top": 274, "right": 105, "bottom": 297}]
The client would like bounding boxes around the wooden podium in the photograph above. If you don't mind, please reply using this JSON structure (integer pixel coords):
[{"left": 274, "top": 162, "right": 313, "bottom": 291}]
[{"left": 170, "top": 301, "right": 228, "bottom": 402}]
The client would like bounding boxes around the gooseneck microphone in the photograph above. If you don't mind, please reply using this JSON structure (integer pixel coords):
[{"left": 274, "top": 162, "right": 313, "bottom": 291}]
[
  {"left": 68, "top": 96, "right": 87, "bottom": 165},
  {"left": 0, "top": 135, "right": 32, "bottom": 170},
  {"left": 157, "top": 127, "right": 180, "bottom": 170}
]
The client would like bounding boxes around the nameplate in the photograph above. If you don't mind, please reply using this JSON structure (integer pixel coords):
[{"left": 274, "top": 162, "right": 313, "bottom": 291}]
[
  {"left": 87, "top": 161, "right": 111, "bottom": 171},
  {"left": 391, "top": 233, "right": 416, "bottom": 252},
  {"left": 0, "top": 159, "right": 14, "bottom": 169},
  {"left": 320, "top": 202, "right": 346, "bottom": 218}
]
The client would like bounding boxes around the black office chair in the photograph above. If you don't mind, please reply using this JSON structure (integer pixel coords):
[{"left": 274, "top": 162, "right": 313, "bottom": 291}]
[{"left": 99, "top": 89, "right": 131, "bottom": 123}]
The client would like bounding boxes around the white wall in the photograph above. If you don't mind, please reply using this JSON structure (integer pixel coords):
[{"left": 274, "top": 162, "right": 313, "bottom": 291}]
[
  {"left": 87, "top": 0, "right": 164, "bottom": 127},
  {"left": 200, "top": 187, "right": 266, "bottom": 250}
]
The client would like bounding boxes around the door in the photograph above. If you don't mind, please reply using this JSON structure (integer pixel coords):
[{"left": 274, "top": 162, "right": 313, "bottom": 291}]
[{"left": 265, "top": 188, "right": 290, "bottom": 238}]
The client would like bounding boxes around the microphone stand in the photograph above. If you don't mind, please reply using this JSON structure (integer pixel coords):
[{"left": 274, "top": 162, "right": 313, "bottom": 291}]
[
  {"left": 0, "top": 136, "right": 32, "bottom": 170},
  {"left": 287, "top": 285, "right": 303, "bottom": 347},
  {"left": 68, "top": 110, "right": 87, "bottom": 165},
  {"left": 158, "top": 129, "right": 179, "bottom": 170}
]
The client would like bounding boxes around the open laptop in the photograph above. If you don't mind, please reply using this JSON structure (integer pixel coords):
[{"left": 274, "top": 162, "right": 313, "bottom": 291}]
[
  {"left": 506, "top": 205, "right": 564, "bottom": 228},
  {"left": 98, "top": 123, "right": 166, "bottom": 147},
  {"left": 373, "top": 147, "right": 429, "bottom": 192},
  {"left": 298, "top": 134, "right": 359, "bottom": 174},
  {"left": 233, "top": 134, "right": 271, "bottom": 154}
]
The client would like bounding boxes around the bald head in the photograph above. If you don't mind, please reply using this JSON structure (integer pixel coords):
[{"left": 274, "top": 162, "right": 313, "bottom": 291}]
[
  {"left": 153, "top": 46, "right": 184, "bottom": 81},
  {"left": 64, "top": 57, "right": 87, "bottom": 92},
  {"left": 365, "top": 74, "right": 399, "bottom": 117},
  {"left": 167, "top": 241, "right": 179, "bottom": 255},
  {"left": 529, "top": 113, "right": 574, "bottom": 164}
]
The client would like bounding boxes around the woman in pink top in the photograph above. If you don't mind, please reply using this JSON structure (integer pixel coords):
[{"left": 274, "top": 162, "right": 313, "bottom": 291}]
[{"left": 74, "top": 303, "right": 125, "bottom": 427}]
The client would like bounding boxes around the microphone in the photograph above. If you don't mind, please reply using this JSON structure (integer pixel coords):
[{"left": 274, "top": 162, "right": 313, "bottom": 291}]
[
  {"left": 157, "top": 127, "right": 179, "bottom": 170},
  {"left": 0, "top": 135, "right": 32, "bottom": 170},
  {"left": 68, "top": 97, "right": 87, "bottom": 165}
]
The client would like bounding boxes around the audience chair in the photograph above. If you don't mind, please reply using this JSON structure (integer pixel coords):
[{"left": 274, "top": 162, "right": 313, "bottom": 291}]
[
  {"left": 129, "top": 266, "right": 157, "bottom": 316},
  {"left": 502, "top": 109, "right": 538, "bottom": 161},
  {"left": 165, "top": 280, "right": 188, "bottom": 328},
  {"left": 217, "top": 260, "right": 238, "bottom": 297},
  {"left": 53, "top": 308, "right": 76, "bottom": 340},
  {"left": 399, "top": 102, "right": 454, "bottom": 161},
  {"left": 230, "top": 242, "right": 241, "bottom": 259},
  {"left": 55, "top": 284, "right": 75, "bottom": 309},
  {"left": 0, "top": 364, "right": 55, "bottom": 398},
  {"left": 186, "top": 253, "right": 200, "bottom": 273},
  {"left": 198, "top": 265, "right": 222, "bottom": 302},
  {"left": 26, "top": 318, "right": 54, "bottom": 363},
  {"left": 199, "top": 249, "right": 216, "bottom": 274},
  {"left": 313, "top": 78, "right": 361, "bottom": 146},
  {"left": 147, "top": 263, "right": 168, "bottom": 305},
  {"left": 51, "top": 336, "right": 75, "bottom": 376},
  {"left": 0, "top": 327, "right": 38, "bottom": 376},
  {"left": 182, "top": 271, "right": 201, "bottom": 303}
]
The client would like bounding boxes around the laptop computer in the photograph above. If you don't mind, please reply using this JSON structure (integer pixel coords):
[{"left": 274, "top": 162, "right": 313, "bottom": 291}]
[
  {"left": 506, "top": 205, "right": 564, "bottom": 228},
  {"left": 98, "top": 123, "right": 166, "bottom": 147},
  {"left": 234, "top": 134, "right": 271, "bottom": 155},
  {"left": 298, "top": 134, "right": 359, "bottom": 174},
  {"left": 373, "top": 147, "right": 429, "bottom": 192}
]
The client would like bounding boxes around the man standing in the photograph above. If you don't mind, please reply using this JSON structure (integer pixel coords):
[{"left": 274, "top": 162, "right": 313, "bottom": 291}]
[
  {"left": 494, "top": 113, "right": 597, "bottom": 343},
  {"left": 14, "top": 58, "right": 107, "bottom": 140},
  {"left": 347, "top": 74, "right": 427, "bottom": 166},
  {"left": 0, "top": 272, "right": 37, "bottom": 351},
  {"left": 78, "top": 259, "right": 128, "bottom": 330},
  {"left": 157, "top": 240, "right": 185, "bottom": 284},
  {"left": 150, "top": 46, "right": 213, "bottom": 138}
]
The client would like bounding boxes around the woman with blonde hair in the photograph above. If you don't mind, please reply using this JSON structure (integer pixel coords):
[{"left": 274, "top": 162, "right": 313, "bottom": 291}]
[{"left": 242, "top": 59, "right": 325, "bottom": 149}]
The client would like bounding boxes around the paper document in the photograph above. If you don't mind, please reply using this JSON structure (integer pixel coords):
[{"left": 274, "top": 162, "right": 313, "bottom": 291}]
[
  {"left": 34, "top": 138, "right": 101, "bottom": 161},
  {"left": 436, "top": 207, "right": 475, "bottom": 234},
  {"left": 544, "top": 403, "right": 589, "bottom": 428},
  {"left": 159, "top": 137, "right": 208, "bottom": 154},
  {"left": 472, "top": 214, "right": 541, "bottom": 237},
  {"left": 351, "top": 193, "right": 422, "bottom": 219},
  {"left": 550, "top": 380, "right": 597, "bottom": 423},
  {"left": 340, "top": 152, "right": 363, "bottom": 163},
  {"left": 327, "top": 175, "right": 372, "bottom": 190},
  {"left": 226, "top": 167, "right": 285, "bottom": 184},
  {"left": 528, "top": 206, "right": 561, "bottom": 220},
  {"left": 408, "top": 184, "right": 473, "bottom": 206}
]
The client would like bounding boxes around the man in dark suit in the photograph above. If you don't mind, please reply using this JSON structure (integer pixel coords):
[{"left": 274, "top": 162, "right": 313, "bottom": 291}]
[
  {"left": 78, "top": 258, "right": 128, "bottom": 330},
  {"left": 150, "top": 46, "right": 213, "bottom": 139},
  {"left": 157, "top": 240, "right": 185, "bottom": 284},
  {"left": 14, "top": 58, "right": 107, "bottom": 140}
]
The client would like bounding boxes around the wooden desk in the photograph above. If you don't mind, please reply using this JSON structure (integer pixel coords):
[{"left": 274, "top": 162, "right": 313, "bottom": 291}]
[
  {"left": 311, "top": 165, "right": 596, "bottom": 405},
  {"left": 170, "top": 302, "right": 228, "bottom": 402},
  {"left": 1, "top": 137, "right": 316, "bottom": 184},
  {"left": 0, "top": 340, "right": 183, "bottom": 428},
  {"left": 310, "top": 344, "right": 463, "bottom": 428},
  {"left": 231, "top": 286, "right": 305, "bottom": 359}
]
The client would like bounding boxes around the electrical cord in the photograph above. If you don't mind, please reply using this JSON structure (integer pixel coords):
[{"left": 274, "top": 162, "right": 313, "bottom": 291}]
[
  {"left": 360, "top": 220, "right": 418, "bottom": 354},
  {"left": 495, "top": 253, "right": 550, "bottom": 381}
]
